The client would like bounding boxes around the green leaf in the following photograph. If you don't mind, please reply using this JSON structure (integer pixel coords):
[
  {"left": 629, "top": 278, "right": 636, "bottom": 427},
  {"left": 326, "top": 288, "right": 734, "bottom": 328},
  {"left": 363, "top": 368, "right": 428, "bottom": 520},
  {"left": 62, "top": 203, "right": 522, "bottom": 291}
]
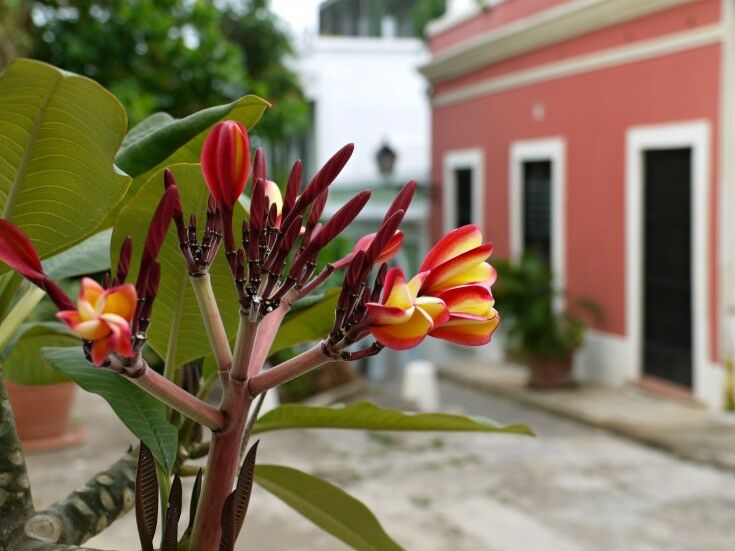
[
  {"left": 115, "top": 95, "right": 269, "bottom": 178},
  {"left": 0, "top": 58, "right": 130, "bottom": 263},
  {"left": 111, "top": 164, "right": 247, "bottom": 367},
  {"left": 254, "top": 401, "right": 534, "bottom": 436},
  {"left": 269, "top": 289, "right": 341, "bottom": 357},
  {"left": 42, "top": 229, "right": 112, "bottom": 280},
  {"left": 42, "top": 347, "right": 178, "bottom": 471},
  {"left": 255, "top": 464, "right": 404, "bottom": 551},
  {"left": 0, "top": 323, "right": 76, "bottom": 385}
]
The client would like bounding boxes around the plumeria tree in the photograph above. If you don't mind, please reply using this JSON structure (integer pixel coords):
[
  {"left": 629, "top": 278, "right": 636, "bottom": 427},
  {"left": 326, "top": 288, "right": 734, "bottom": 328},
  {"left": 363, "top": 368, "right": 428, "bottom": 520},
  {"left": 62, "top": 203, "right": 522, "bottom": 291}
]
[{"left": 0, "top": 59, "right": 529, "bottom": 550}]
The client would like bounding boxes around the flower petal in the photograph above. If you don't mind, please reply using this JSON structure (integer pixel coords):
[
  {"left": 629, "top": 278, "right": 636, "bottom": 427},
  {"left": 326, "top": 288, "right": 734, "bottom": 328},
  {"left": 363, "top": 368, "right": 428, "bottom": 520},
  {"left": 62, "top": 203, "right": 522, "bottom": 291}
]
[
  {"left": 68, "top": 318, "right": 110, "bottom": 341},
  {"left": 406, "top": 271, "right": 429, "bottom": 300},
  {"left": 90, "top": 338, "right": 110, "bottom": 366},
  {"left": 366, "top": 303, "right": 414, "bottom": 325},
  {"left": 80, "top": 277, "right": 104, "bottom": 308},
  {"left": 382, "top": 268, "right": 413, "bottom": 310},
  {"left": 0, "top": 220, "right": 44, "bottom": 279},
  {"left": 427, "top": 262, "right": 496, "bottom": 294},
  {"left": 104, "top": 316, "right": 134, "bottom": 358},
  {"left": 101, "top": 283, "right": 137, "bottom": 322},
  {"left": 415, "top": 297, "right": 450, "bottom": 327},
  {"left": 371, "top": 307, "right": 433, "bottom": 350},
  {"left": 419, "top": 224, "right": 482, "bottom": 271},
  {"left": 421, "top": 244, "right": 493, "bottom": 294},
  {"left": 430, "top": 311, "right": 500, "bottom": 346},
  {"left": 437, "top": 284, "right": 494, "bottom": 318}
]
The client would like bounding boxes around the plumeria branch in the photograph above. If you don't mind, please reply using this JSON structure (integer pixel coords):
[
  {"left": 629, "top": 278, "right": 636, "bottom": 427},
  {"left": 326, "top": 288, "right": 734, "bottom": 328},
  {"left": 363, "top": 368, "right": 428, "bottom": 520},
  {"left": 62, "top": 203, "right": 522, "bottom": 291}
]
[
  {"left": 246, "top": 343, "right": 329, "bottom": 397},
  {"left": 189, "top": 273, "right": 232, "bottom": 384},
  {"left": 107, "top": 355, "right": 225, "bottom": 432}
]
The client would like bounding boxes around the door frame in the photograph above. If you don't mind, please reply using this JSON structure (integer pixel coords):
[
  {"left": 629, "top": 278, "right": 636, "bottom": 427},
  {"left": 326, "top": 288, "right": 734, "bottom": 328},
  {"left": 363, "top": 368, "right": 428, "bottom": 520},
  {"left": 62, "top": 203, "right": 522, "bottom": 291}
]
[
  {"left": 442, "top": 148, "right": 485, "bottom": 234},
  {"left": 626, "top": 120, "right": 711, "bottom": 395},
  {"left": 509, "top": 137, "right": 566, "bottom": 306}
]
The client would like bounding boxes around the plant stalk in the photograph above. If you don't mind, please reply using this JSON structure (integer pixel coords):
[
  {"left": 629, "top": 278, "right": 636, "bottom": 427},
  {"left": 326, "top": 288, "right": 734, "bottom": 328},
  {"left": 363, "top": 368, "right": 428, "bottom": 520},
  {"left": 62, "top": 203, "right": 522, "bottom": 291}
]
[
  {"left": 230, "top": 314, "right": 258, "bottom": 381},
  {"left": 0, "top": 286, "right": 45, "bottom": 349},
  {"left": 247, "top": 344, "right": 328, "bottom": 396},
  {"left": 190, "top": 274, "right": 232, "bottom": 386},
  {"left": 189, "top": 379, "right": 252, "bottom": 549}
]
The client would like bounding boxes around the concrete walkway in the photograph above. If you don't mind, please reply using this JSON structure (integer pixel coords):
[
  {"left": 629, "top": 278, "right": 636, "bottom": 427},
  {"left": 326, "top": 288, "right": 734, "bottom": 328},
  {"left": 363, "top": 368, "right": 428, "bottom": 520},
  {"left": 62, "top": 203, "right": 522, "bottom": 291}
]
[
  {"left": 439, "top": 362, "right": 735, "bottom": 472},
  {"left": 22, "top": 376, "right": 735, "bottom": 550}
]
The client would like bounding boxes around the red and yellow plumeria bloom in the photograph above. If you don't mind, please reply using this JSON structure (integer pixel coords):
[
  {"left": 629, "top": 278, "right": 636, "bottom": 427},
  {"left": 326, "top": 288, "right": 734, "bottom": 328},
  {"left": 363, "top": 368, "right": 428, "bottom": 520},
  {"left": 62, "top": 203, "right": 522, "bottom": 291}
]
[
  {"left": 367, "top": 267, "right": 449, "bottom": 350},
  {"left": 420, "top": 224, "right": 499, "bottom": 345},
  {"left": 57, "top": 278, "right": 138, "bottom": 366}
]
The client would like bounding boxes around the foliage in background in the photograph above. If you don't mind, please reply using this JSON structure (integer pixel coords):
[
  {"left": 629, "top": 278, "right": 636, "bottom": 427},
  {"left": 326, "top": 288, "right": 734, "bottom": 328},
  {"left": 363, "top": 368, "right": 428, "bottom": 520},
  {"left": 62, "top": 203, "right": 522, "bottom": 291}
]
[
  {"left": 0, "top": 0, "right": 308, "bottom": 171},
  {"left": 494, "top": 254, "right": 600, "bottom": 360}
]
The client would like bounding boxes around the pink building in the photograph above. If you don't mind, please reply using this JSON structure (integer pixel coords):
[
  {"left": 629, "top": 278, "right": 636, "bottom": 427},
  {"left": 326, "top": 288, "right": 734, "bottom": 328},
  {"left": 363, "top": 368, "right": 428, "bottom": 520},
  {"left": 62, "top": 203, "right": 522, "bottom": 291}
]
[{"left": 421, "top": 0, "right": 735, "bottom": 408}]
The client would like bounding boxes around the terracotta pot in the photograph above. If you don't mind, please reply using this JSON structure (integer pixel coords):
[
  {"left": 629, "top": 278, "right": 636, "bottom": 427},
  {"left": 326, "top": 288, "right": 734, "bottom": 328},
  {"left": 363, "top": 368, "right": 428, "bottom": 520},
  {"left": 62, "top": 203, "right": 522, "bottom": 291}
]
[
  {"left": 527, "top": 354, "right": 575, "bottom": 389},
  {"left": 5, "top": 381, "right": 84, "bottom": 452}
]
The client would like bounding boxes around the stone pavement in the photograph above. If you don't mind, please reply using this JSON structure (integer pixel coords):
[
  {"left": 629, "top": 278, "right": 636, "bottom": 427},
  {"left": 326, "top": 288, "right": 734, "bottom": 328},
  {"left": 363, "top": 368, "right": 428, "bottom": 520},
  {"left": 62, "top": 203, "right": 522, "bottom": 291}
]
[
  {"left": 22, "top": 378, "right": 735, "bottom": 550},
  {"left": 439, "top": 362, "right": 735, "bottom": 472}
]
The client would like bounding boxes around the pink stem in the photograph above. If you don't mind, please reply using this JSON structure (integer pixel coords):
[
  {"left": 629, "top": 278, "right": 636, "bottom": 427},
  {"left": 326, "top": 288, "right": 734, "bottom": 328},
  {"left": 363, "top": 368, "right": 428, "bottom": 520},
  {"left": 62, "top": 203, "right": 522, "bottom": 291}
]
[
  {"left": 110, "top": 357, "right": 225, "bottom": 431},
  {"left": 247, "top": 344, "right": 329, "bottom": 396},
  {"left": 246, "top": 299, "right": 291, "bottom": 377},
  {"left": 189, "top": 380, "right": 252, "bottom": 548},
  {"left": 298, "top": 263, "right": 335, "bottom": 297}
]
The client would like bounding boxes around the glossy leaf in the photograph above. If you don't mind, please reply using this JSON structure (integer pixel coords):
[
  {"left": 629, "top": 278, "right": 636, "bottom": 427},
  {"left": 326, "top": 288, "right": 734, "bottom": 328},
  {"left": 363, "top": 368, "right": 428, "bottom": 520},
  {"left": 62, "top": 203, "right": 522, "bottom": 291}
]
[
  {"left": 254, "top": 401, "right": 534, "bottom": 436},
  {"left": 269, "top": 288, "right": 341, "bottom": 357},
  {"left": 255, "top": 464, "right": 404, "bottom": 551},
  {"left": 0, "top": 323, "right": 77, "bottom": 385},
  {"left": 111, "top": 164, "right": 247, "bottom": 367},
  {"left": 42, "top": 347, "right": 178, "bottom": 471},
  {"left": 0, "top": 59, "right": 129, "bottom": 263},
  {"left": 42, "top": 229, "right": 112, "bottom": 280},
  {"left": 115, "top": 96, "right": 269, "bottom": 178}
]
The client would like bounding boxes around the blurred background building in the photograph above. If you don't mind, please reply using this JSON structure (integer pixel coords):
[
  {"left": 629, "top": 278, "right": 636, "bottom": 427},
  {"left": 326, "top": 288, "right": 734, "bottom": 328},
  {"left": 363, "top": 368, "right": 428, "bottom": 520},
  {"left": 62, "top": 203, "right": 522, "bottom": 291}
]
[{"left": 421, "top": 0, "right": 735, "bottom": 409}]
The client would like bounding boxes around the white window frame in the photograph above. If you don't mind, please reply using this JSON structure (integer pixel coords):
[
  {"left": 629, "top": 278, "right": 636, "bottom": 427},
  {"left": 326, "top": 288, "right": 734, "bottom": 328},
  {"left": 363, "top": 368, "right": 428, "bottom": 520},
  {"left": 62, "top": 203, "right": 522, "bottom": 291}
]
[
  {"left": 509, "top": 137, "right": 566, "bottom": 303},
  {"left": 626, "top": 120, "right": 712, "bottom": 400},
  {"left": 442, "top": 148, "right": 485, "bottom": 234}
]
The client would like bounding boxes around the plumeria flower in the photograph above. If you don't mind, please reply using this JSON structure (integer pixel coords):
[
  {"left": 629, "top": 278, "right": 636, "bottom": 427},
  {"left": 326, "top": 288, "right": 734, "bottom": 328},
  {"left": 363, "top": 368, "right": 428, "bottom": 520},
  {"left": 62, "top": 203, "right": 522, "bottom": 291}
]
[
  {"left": 367, "top": 267, "right": 449, "bottom": 350},
  {"left": 419, "top": 224, "right": 499, "bottom": 346},
  {"left": 57, "top": 278, "right": 138, "bottom": 366},
  {"left": 419, "top": 224, "right": 496, "bottom": 295}
]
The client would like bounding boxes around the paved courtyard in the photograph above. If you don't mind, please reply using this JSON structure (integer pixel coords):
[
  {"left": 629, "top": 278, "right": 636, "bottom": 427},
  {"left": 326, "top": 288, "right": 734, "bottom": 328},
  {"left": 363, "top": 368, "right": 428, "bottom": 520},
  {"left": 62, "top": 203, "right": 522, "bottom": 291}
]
[{"left": 24, "top": 379, "right": 735, "bottom": 550}]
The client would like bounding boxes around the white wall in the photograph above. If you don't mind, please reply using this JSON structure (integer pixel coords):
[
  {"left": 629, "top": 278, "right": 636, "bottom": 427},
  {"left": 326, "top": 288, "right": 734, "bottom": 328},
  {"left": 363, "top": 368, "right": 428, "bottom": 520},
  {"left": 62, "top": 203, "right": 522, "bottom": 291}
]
[{"left": 298, "top": 36, "right": 430, "bottom": 187}]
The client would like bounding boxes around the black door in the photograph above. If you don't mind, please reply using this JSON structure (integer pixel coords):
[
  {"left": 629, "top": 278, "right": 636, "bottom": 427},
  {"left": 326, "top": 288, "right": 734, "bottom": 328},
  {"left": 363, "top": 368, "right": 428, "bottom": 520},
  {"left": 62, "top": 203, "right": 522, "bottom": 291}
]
[
  {"left": 523, "top": 160, "right": 552, "bottom": 266},
  {"left": 643, "top": 148, "right": 692, "bottom": 387},
  {"left": 453, "top": 167, "right": 473, "bottom": 228}
]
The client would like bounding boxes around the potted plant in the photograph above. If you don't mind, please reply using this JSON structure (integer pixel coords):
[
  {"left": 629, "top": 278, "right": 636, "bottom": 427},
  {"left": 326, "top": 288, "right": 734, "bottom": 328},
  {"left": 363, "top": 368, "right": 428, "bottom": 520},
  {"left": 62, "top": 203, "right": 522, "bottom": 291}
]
[{"left": 494, "top": 254, "right": 600, "bottom": 389}]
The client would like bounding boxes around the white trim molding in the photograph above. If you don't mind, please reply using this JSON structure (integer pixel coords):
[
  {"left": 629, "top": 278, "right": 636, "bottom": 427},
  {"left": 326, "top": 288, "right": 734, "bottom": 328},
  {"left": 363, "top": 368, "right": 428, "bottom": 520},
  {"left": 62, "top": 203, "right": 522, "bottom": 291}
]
[
  {"left": 442, "top": 148, "right": 485, "bottom": 234},
  {"left": 431, "top": 23, "right": 724, "bottom": 108},
  {"left": 509, "top": 138, "right": 566, "bottom": 303},
  {"left": 625, "top": 120, "right": 718, "bottom": 407},
  {"left": 421, "top": 0, "right": 692, "bottom": 83}
]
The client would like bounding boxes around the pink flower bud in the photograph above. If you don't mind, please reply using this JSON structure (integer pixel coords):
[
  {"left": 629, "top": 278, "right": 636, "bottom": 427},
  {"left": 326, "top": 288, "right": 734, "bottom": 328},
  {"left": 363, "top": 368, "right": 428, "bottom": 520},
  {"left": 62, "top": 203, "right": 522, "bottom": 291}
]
[{"left": 201, "top": 121, "right": 251, "bottom": 210}]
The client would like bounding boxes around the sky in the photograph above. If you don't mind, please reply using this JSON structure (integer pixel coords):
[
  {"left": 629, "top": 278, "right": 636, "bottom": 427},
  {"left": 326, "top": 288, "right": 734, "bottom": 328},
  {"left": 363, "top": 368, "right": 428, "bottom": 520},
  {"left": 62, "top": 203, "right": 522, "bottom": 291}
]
[{"left": 270, "top": 0, "right": 321, "bottom": 38}]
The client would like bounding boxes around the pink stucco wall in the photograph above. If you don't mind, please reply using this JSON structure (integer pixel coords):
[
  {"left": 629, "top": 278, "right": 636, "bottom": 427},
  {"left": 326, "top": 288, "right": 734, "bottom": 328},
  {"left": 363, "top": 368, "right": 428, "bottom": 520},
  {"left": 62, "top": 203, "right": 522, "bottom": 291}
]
[{"left": 429, "top": 3, "right": 722, "bottom": 360}]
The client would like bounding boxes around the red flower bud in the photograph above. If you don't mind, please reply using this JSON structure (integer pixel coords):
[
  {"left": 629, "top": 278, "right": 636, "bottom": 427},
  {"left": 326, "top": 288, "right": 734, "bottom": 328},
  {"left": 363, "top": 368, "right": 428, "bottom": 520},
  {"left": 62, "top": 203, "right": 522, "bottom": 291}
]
[{"left": 201, "top": 121, "right": 251, "bottom": 210}]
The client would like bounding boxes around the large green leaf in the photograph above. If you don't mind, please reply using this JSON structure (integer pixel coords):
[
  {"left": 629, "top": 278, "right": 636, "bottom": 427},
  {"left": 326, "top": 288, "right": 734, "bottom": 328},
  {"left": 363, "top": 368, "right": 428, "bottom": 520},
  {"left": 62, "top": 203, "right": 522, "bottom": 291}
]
[
  {"left": 255, "top": 464, "right": 404, "bottom": 551},
  {"left": 111, "top": 164, "right": 247, "bottom": 368},
  {"left": 43, "top": 347, "right": 178, "bottom": 471},
  {"left": 115, "top": 96, "right": 268, "bottom": 178},
  {"left": 253, "top": 401, "right": 534, "bottom": 435},
  {"left": 269, "top": 289, "right": 341, "bottom": 357},
  {"left": 42, "top": 229, "right": 112, "bottom": 280},
  {"left": 0, "top": 323, "right": 76, "bottom": 385},
  {"left": 0, "top": 58, "right": 130, "bottom": 262}
]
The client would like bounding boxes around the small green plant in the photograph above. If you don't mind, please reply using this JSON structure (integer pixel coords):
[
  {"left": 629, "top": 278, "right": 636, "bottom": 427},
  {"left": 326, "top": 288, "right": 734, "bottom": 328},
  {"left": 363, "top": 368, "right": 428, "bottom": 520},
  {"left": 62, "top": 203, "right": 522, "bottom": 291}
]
[{"left": 494, "top": 254, "right": 600, "bottom": 360}]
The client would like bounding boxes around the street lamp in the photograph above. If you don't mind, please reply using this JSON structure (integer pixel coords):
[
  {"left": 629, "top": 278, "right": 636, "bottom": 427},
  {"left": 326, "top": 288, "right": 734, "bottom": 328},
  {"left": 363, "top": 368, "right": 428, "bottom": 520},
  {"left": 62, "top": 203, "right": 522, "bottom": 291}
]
[{"left": 376, "top": 140, "right": 397, "bottom": 184}]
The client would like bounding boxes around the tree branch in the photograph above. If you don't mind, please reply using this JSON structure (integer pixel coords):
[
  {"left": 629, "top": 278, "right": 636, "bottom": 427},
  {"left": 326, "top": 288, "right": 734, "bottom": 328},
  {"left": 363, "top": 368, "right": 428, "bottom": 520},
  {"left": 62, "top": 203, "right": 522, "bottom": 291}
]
[
  {"left": 19, "top": 453, "right": 137, "bottom": 547},
  {"left": 190, "top": 274, "right": 232, "bottom": 386},
  {"left": 0, "top": 371, "right": 34, "bottom": 546}
]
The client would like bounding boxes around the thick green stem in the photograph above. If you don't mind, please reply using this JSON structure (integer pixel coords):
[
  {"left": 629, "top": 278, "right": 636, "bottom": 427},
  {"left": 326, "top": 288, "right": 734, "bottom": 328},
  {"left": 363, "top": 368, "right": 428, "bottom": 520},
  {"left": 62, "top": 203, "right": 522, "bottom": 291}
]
[
  {"left": 190, "top": 274, "right": 232, "bottom": 385},
  {"left": 0, "top": 286, "right": 45, "bottom": 349}
]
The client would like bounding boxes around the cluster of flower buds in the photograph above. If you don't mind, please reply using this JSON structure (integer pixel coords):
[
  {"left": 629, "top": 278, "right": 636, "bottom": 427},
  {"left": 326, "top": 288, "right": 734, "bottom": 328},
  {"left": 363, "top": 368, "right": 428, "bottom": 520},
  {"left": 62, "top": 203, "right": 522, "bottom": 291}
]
[{"left": 199, "top": 121, "right": 392, "bottom": 323}]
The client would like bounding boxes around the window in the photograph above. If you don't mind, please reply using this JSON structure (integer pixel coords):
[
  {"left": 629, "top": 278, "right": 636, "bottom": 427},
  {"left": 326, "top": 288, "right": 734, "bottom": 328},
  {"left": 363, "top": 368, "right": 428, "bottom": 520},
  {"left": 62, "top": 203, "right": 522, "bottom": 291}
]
[
  {"left": 443, "top": 149, "right": 484, "bottom": 234},
  {"left": 522, "top": 160, "right": 552, "bottom": 266}
]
